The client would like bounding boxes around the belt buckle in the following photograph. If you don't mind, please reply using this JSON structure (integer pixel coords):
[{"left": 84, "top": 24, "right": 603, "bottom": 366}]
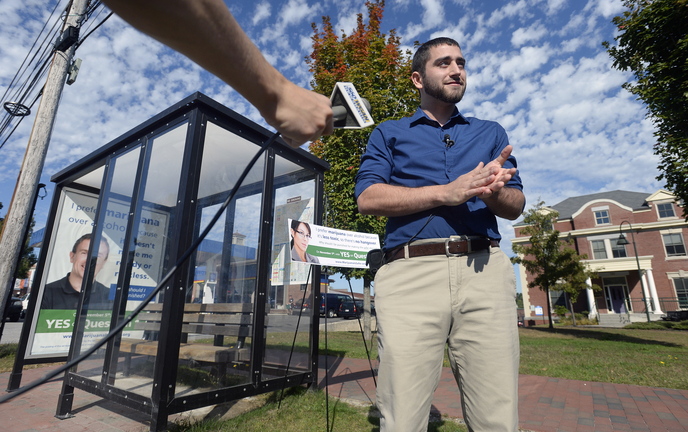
[{"left": 445, "top": 235, "right": 469, "bottom": 257}]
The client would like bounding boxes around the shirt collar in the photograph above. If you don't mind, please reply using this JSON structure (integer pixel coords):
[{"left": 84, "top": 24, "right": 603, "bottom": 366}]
[{"left": 409, "top": 107, "right": 469, "bottom": 127}]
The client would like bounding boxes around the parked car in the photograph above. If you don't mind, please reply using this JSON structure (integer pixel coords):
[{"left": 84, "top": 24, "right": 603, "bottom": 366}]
[
  {"left": 4, "top": 297, "right": 22, "bottom": 322},
  {"left": 339, "top": 300, "right": 361, "bottom": 319},
  {"left": 320, "top": 293, "right": 352, "bottom": 318},
  {"left": 339, "top": 299, "right": 376, "bottom": 319}
]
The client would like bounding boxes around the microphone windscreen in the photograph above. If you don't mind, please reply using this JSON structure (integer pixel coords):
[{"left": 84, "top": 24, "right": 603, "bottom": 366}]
[
  {"left": 332, "top": 105, "right": 349, "bottom": 123},
  {"left": 331, "top": 98, "right": 372, "bottom": 128}
]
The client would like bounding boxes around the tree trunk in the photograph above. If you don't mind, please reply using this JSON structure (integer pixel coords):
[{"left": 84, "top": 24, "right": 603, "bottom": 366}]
[
  {"left": 566, "top": 292, "right": 577, "bottom": 326},
  {"left": 545, "top": 287, "right": 554, "bottom": 329}
]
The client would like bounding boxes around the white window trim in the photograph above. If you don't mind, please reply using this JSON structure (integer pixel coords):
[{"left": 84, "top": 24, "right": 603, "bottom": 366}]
[
  {"left": 588, "top": 235, "right": 625, "bottom": 260},
  {"left": 590, "top": 239, "right": 609, "bottom": 260},
  {"left": 655, "top": 201, "right": 678, "bottom": 219},
  {"left": 660, "top": 230, "right": 687, "bottom": 259},
  {"left": 592, "top": 206, "right": 611, "bottom": 226}
]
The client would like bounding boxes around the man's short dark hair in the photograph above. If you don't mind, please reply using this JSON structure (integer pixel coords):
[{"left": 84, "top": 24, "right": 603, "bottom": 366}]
[
  {"left": 72, "top": 233, "right": 109, "bottom": 259},
  {"left": 412, "top": 37, "right": 461, "bottom": 76}
]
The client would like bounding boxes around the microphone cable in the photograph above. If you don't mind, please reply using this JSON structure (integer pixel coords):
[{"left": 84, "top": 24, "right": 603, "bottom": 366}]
[
  {"left": 276, "top": 264, "right": 312, "bottom": 409},
  {"left": 0, "top": 131, "right": 281, "bottom": 404}
]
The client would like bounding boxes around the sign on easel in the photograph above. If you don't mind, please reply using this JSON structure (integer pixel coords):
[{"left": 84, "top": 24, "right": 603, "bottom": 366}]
[{"left": 287, "top": 219, "right": 380, "bottom": 268}]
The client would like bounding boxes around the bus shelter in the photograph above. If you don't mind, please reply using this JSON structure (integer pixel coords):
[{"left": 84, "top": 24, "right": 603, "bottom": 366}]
[{"left": 11, "top": 93, "right": 327, "bottom": 430}]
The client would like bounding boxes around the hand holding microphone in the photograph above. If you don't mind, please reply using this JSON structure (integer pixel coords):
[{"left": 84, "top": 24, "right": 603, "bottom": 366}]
[
  {"left": 266, "top": 81, "right": 374, "bottom": 148},
  {"left": 266, "top": 80, "right": 335, "bottom": 148}
]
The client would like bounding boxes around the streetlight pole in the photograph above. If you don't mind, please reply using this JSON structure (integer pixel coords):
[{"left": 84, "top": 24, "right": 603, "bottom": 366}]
[{"left": 616, "top": 221, "right": 652, "bottom": 323}]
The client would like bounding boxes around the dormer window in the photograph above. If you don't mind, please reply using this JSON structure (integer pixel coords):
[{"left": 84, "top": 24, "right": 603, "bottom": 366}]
[
  {"left": 592, "top": 206, "right": 610, "bottom": 225},
  {"left": 657, "top": 202, "right": 676, "bottom": 219}
]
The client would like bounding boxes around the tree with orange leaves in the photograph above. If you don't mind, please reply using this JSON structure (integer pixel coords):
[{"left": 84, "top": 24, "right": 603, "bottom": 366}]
[{"left": 308, "top": 0, "right": 417, "bottom": 339}]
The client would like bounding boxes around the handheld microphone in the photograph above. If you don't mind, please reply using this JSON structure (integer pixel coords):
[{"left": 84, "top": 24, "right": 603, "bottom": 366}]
[
  {"left": 330, "top": 82, "right": 374, "bottom": 129},
  {"left": 443, "top": 134, "right": 454, "bottom": 148}
]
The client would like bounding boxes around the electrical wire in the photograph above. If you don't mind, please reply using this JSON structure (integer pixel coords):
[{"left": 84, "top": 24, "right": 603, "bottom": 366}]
[
  {"left": 0, "top": 0, "right": 62, "bottom": 106},
  {"left": 0, "top": 0, "right": 112, "bottom": 149},
  {"left": 0, "top": 131, "right": 280, "bottom": 404},
  {"left": 0, "top": 92, "right": 43, "bottom": 151},
  {"left": 0, "top": 1, "right": 67, "bottom": 146},
  {"left": 75, "top": 11, "right": 113, "bottom": 49}
]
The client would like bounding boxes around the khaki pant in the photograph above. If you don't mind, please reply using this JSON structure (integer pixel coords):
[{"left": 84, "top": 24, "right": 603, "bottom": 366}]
[{"left": 374, "top": 241, "right": 519, "bottom": 432}]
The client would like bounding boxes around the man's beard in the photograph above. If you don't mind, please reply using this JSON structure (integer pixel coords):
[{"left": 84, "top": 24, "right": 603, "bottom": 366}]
[{"left": 424, "top": 79, "right": 466, "bottom": 104}]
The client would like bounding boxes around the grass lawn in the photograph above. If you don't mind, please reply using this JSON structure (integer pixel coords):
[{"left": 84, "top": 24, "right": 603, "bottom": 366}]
[
  {"left": 518, "top": 326, "right": 688, "bottom": 390},
  {"left": 271, "top": 325, "right": 688, "bottom": 391},
  {"left": 1, "top": 325, "right": 686, "bottom": 431}
]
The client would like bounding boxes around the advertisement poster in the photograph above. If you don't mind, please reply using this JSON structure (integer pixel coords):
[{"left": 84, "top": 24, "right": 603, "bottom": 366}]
[
  {"left": 271, "top": 196, "right": 314, "bottom": 286},
  {"left": 28, "top": 188, "right": 168, "bottom": 357},
  {"left": 287, "top": 219, "right": 380, "bottom": 269}
]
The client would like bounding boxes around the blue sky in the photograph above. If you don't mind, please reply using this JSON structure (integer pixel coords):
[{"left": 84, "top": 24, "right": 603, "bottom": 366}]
[{"left": 0, "top": 0, "right": 661, "bottom": 291}]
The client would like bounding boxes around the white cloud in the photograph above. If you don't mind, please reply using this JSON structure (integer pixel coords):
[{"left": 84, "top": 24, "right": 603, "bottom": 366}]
[
  {"left": 402, "top": 0, "right": 447, "bottom": 41},
  {"left": 498, "top": 45, "right": 551, "bottom": 81},
  {"left": 486, "top": 0, "right": 532, "bottom": 28},
  {"left": 511, "top": 22, "right": 548, "bottom": 47},
  {"left": 253, "top": 2, "right": 272, "bottom": 26},
  {"left": 591, "top": 0, "right": 625, "bottom": 19},
  {"left": 280, "top": 0, "right": 319, "bottom": 27},
  {"left": 545, "top": 0, "right": 567, "bottom": 15}
]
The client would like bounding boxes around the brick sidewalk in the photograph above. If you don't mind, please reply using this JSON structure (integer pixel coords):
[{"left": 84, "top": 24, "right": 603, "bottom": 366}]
[
  {"left": 1, "top": 357, "right": 687, "bottom": 431},
  {"left": 318, "top": 356, "right": 688, "bottom": 432}
]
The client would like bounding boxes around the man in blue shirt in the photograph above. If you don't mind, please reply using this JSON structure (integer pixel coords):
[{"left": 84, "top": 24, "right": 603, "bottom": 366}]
[{"left": 355, "top": 37, "right": 524, "bottom": 431}]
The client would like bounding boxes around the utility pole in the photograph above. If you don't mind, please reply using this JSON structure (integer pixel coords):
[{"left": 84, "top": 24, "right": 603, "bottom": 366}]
[{"left": 0, "top": 0, "right": 89, "bottom": 319}]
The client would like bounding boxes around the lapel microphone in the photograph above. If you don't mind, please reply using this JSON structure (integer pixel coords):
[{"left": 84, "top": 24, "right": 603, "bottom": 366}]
[{"left": 443, "top": 134, "right": 455, "bottom": 148}]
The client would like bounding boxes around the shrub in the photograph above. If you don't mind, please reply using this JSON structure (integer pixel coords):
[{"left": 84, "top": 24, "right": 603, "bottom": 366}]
[
  {"left": 557, "top": 313, "right": 598, "bottom": 326},
  {"left": 554, "top": 305, "right": 569, "bottom": 317},
  {"left": 624, "top": 320, "right": 688, "bottom": 330}
]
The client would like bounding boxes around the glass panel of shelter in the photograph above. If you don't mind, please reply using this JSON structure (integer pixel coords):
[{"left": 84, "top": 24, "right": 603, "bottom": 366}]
[
  {"left": 171, "top": 120, "right": 268, "bottom": 395},
  {"left": 72, "top": 122, "right": 189, "bottom": 397},
  {"left": 262, "top": 155, "right": 318, "bottom": 381},
  {"left": 72, "top": 145, "right": 141, "bottom": 381}
]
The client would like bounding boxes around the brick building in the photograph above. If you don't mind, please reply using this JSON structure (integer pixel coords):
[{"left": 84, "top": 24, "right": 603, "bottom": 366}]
[{"left": 512, "top": 190, "right": 688, "bottom": 326}]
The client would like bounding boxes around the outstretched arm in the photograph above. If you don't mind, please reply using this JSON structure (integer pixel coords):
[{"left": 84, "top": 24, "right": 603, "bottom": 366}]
[{"left": 102, "top": 0, "right": 333, "bottom": 148}]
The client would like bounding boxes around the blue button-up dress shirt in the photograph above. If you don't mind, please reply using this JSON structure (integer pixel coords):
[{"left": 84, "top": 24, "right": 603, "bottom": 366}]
[{"left": 355, "top": 107, "right": 524, "bottom": 250}]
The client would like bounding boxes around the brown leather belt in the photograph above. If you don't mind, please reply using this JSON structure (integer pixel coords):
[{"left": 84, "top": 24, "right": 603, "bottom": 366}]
[{"left": 384, "top": 236, "right": 499, "bottom": 264}]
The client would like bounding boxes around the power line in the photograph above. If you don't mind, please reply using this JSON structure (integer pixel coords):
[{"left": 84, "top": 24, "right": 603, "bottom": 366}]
[
  {"left": 0, "top": 1, "right": 63, "bottom": 106},
  {"left": 0, "top": 1, "right": 110, "bottom": 149},
  {"left": 0, "top": 0, "right": 66, "bottom": 146}
]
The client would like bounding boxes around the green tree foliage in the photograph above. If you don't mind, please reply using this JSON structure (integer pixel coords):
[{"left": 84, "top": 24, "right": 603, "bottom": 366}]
[
  {"left": 308, "top": 0, "right": 418, "bottom": 280},
  {"left": 0, "top": 202, "right": 38, "bottom": 279},
  {"left": 604, "top": 0, "right": 688, "bottom": 218},
  {"left": 511, "top": 201, "right": 598, "bottom": 329}
]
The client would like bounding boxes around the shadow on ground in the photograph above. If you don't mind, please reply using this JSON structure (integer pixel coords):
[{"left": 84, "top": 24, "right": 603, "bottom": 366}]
[{"left": 523, "top": 326, "right": 684, "bottom": 348}]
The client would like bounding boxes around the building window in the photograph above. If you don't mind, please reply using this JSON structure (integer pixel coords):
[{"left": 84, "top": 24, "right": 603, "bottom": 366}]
[
  {"left": 549, "top": 289, "right": 566, "bottom": 308},
  {"left": 673, "top": 278, "right": 688, "bottom": 309},
  {"left": 663, "top": 233, "right": 687, "bottom": 257},
  {"left": 591, "top": 240, "right": 607, "bottom": 259},
  {"left": 657, "top": 202, "right": 676, "bottom": 219},
  {"left": 594, "top": 209, "right": 610, "bottom": 225},
  {"left": 611, "top": 241, "right": 627, "bottom": 258}
]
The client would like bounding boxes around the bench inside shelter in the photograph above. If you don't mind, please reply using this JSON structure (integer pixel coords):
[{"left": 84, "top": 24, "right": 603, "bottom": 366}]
[{"left": 118, "top": 302, "right": 260, "bottom": 378}]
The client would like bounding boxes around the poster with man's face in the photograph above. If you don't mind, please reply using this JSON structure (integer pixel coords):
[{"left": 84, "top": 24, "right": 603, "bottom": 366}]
[{"left": 27, "top": 188, "right": 169, "bottom": 357}]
